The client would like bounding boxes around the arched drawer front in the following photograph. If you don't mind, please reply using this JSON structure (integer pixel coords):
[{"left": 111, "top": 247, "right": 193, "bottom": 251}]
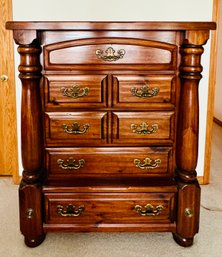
[{"left": 44, "top": 37, "right": 177, "bottom": 71}]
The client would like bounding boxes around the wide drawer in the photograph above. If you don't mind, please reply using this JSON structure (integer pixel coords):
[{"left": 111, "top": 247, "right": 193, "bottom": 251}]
[
  {"left": 43, "top": 74, "right": 107, "bottom": 109},
  {"left": 113, "top": 74, "right": 176, "bottom": 108},
  {"left": 45, "top": 112, "right": 108, "bottom": 146},
  {"left": 44, "top": 37, "right": 177, "bottom": 71},
  {"left": 45, "top": 147, "right": 174, "bottom": 178},
  {"left": 112, "top": 111, "right": 174, "bottom": 144},
  {"left": 44, "top": 192, "right": 176, "bottom": 225}
]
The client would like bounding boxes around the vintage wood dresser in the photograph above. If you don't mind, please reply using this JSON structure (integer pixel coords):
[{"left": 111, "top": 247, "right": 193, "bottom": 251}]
[{"left": 6, "top": 21, "right": 216, "bottom": 247}]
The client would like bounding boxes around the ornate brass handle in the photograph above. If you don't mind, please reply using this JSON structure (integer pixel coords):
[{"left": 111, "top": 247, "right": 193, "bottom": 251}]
[
  {"left": 131, "top": 122, "right": 158, "bottom": 134},
  {"left": 61, "top": 85, "right": 89, "bottom": 98},
  {"left": 96, "top": 47, "right": 125, "bottom": 62},
  {"left": 130, "top": 85, "right": 159, "bottom": 98},
  {"left": 57, "top": 157, "right": 85, "bottom": 170},
  {"left": 134, "top": 157, "right": 161, "bottom": 169},
  {"left": 62, "top": 122, "right": 89, "bottom": 134},
  {"left": 134, "top": 204, "right": 164, "bottom": 216},
  {"left": 57, "top": 204, "right": 85, "bottom": 217}
]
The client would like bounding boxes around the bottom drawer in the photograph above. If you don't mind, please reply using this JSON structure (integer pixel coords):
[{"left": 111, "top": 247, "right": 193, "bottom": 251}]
[{"left": 44, "top": 192, "right": 176, "bottom": 225}]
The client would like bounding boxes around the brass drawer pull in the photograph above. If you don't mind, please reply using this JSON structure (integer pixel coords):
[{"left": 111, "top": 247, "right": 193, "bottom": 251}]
[
  {"left": 57, "top": 157, "right": 85, "bottom": 170},
  {"left": 96, "top": 47, "right": 125, "bottom": 62},
  {"left": 61, "top": 85, "right": 89, "bottom": 98},
  {"left": 131, "top": 85, "right": 159, "bottom": 98},
  {"left": 57, "top": 204, "right": 85, "bottom": 217},
  {"left": 131, "top": 122, "right": 158, "bottom": 134},
  {"left": 26, "top": 208, "right": 34, "bottom": 219},
  {"left": 184, "top": 208, "right": 193, "bottom": 218},
  {"left": 62, "top": 122, "right": 89, "bottom": 134},
  {"left": 134, "top": 204, "right": 164, "bottom": 216},
  {"left": 134, "top": 157, "right": 161, "bottom": 169}
]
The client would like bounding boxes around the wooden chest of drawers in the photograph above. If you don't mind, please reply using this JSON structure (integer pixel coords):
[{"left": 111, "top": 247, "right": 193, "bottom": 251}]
[{"left": 6, "top": 21, "right": 216, "bottom": 247}]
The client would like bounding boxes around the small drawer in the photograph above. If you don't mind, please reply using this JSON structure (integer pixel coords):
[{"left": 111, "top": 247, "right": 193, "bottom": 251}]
[
  {"left": 112, "top": 74, "right": 176, "bottom": 108},
  {"left": 112, "top": 111, "right": 174, "bottom": 144},
  {"left": 43, "top": 75, "right": 107, "bottom": 109},
  {"left": 45, "top": 147, "right": 174, "bottom": 178},
  {"left": 45, "top": 112, "right": 108, "bottom": 146},
  {"left": 44, "top": 192, "right": 176, "bottom": 225}
]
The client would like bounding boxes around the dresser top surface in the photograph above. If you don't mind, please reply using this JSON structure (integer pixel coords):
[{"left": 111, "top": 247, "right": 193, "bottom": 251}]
[{"left": 6, "top": 21, "right": 216, "bottom": 31}]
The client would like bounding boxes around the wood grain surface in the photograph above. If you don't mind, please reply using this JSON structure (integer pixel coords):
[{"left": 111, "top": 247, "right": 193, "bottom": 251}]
[{"left": 0, "top": 0, "right": 18, "bottom": 181}]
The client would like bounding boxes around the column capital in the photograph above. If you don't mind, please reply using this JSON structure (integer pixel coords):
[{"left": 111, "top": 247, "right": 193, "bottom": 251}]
[
  {"left": 184, "top": 30, "right": 210, "bottom": 46},
  {"left": 13, "top": 29, "right": 39, "bottom": 45}
]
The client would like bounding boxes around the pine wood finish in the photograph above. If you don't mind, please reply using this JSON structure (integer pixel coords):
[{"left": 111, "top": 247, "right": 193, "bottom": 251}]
[
  {"left": 6, "top": 21, "right": 216, "bottom": 248},
  {"left": 204, "top": 0, "right": 220, "bottom": 184},
  {"left": 0, "top": 0, "right": 18, "bottom": 181}
]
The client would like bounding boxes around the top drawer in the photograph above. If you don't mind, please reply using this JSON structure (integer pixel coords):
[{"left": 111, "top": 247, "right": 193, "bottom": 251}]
[{"left": 44, "top": 37, "right": 177, "bottom": 71}]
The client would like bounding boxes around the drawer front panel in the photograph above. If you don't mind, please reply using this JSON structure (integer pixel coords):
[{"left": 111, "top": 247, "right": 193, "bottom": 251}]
[
  {"left": 45, "top": 112, "right": 108, "bottom": 145},
  {"left": 113, "top": 74, "right": 176, "bottom": 108},
  {"left": 45, "top": 147, "right": 174, "bottom": 177},
  {"left": 44, "top": 37, "right": 177, "bottom": 70},
  {"left": 112, "top": 112, "right": 174, "bottom": 144},
  {"left": 44, "top": 75, "right": 107, "bottom": 109},
  {"left": 44, "top": 192, "right": 176, "bottom": 224}
]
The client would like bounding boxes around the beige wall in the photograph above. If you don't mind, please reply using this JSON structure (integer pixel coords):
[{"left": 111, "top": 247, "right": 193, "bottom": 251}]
[{"left": 12, "top": 0, "right": 213, "bottom": 176}]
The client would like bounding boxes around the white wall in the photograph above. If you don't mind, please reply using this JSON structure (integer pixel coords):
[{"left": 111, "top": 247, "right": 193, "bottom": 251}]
[
  {"left": 12, "top": 0, "right": 213, "bottom": 176},
  {"left": 214, "top": 0, "right": 222, "bottom": 121}
]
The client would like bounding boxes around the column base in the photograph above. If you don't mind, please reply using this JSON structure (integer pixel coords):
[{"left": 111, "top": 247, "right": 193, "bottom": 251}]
[
  {"left": 172, "top": 232, "right": 194, "bottom": 247},
  {"left": 24, "top": 234, "right": 46, "bottom": 248}
]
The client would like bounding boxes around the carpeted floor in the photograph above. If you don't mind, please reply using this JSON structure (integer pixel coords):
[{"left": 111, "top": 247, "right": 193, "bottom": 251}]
[{"left": 0, "top": 123, "right": 222, "bottom": 257}]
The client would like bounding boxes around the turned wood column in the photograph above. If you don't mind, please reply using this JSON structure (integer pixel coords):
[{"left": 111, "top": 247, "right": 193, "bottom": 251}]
[
  {"left": 19, "top": 44, "right": 43, "bottom": 182},
  {"left": 174, "top": 30, "right": 210, "bottom": 247},
  {"left": 14, "top": 30, "right": 45, "bottom": 247}
]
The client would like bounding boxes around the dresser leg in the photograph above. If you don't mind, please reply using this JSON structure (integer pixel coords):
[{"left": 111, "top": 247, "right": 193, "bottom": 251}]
[
  {"left": 24, "top": 234, "right": 46, "bottom": 248},
  {"left": 19, "top": 181, "right": 45, "bottom": 247},
  {"left": 172, "top": 232, "right": 193, "bottom": 247},
  {"left": 174, "top": 179, "right": 200, "bottom": 247}
]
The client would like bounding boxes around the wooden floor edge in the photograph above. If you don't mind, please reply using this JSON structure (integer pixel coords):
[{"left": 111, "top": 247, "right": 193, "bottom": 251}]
[{"left": 213, "top": 117, "right": 222, "bottom": 127}]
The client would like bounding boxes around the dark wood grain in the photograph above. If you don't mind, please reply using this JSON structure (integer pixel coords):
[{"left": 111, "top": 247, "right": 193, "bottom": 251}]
[
  {"left": 7, "top": 21, "right": 215, "bottom": 248},
  {"left": 19, "top": 182, "right": 45, "bottom": 247},
  {"left": 44, "top": 74, "right": 108, "bottom": 109},
  {"left": 6, "top": 21, "right": 216, "bottom": 30},
  {"left": 45, "top": 111, "right": 108, "bottom": 146},
  {"left": 112, "top": 74, "right": 176, "bottom": 108},
  {"left": 45, "top": 147, "right": 173, "bottom": 179},
  {"left": 112, "top": 111, "right": 175, "bottom": 144},
  {"left": 17, "top": 41, "right": 45, "bottom": 247},
  {"left": 44, "top": 192, "right": 175, "bottom": 224}
]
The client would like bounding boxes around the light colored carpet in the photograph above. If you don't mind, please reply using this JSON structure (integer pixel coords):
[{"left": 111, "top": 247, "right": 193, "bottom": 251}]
[{"left": 1, "top": 123, "right": 222, "bottom": 257}]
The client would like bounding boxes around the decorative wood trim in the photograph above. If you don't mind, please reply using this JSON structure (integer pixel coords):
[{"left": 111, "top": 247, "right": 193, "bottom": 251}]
[
  {"left": 213, "top": 117, "right": 222, "bottom": 127},
  {"left": 203, "top": 0, "right": 219, "bottom": 185},
  {"left": 6, "top": 21, "right": 216, "bottom": 31}
]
